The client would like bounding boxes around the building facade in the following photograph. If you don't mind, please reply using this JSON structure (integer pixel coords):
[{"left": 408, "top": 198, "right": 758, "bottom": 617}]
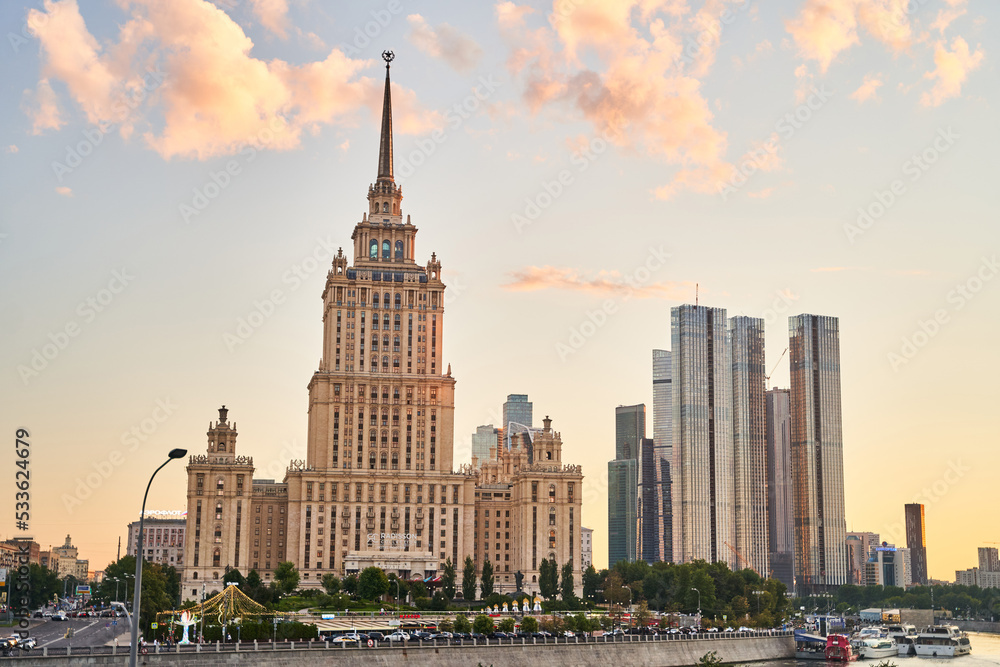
[
  {"left": 865, "top": 544, "right": 911, "bottom": 588},
  {"left": 957, "top": 567, "right": 1000, "bottom": 589},
  {"left": 904, "top": 503, "right": 928, "bottom": 585},
  {"left": 729, "top": 316, "right": 768, "bottom": 575},
  {"left": 471, "top": 425, "right": 499, "bottom": 464},
  {"left": 502, "top": 394, "right": 533, "bottom": 430},
  {"left": 180, "top": 59, "right": 584, "bottom": 601},
  {"left": 50, "top": 535, "right": 89, "bottom": 580},
  {"left": 637, "top": 436, "right": 659, "bottom": 563},
  {"left": 652, "top": 349, "right": 673, "bottom": 563},
  {"left": 789, "top": 314, "right": 848, "bottom": 594},
  {"left": 847, "top": 532, "right": 880, "bottom": 585},
  {"left": 581, "top": 526, "right": 593, "bottom": 569},
  {"left": 766, "top": 387, "right": 794, "bottom": 590},
  {"left": 608, "top": 404, "right": 644, "bottom": 566},
  {"left": 671, "top": 305, "right": 735, "bottom": 568},
  {"left": 127, "top": 516, "right": 186, "bottom": 568},
  {"left": 978, "top": 547, "right": 999, "bottom": 572}
]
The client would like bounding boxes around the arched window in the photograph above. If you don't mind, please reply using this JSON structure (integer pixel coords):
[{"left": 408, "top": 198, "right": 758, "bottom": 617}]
[
  {"left": 192, "top": 572, "right": 198, "bottom": 580},
  {"left": 382, "top": 355, "right": 389, "bottom": 369},
  {"left": 213, "top": 550, "right": 221, "bottom": 567},
  {"left": 369, "top": 451, "right": 377, "bottom": 469},
  {"left": 380, "top": 452, "right": 387, "bottom": 469},
  {"left": 371, "top": 334, "right": 379, "bottom": 350},
  {"left": 549, "top": 508, "right": 556, "bottom": 526},
  {"left": 392, "top": 410, "right": 399, "bottom": 426},
  {"left": 393, "top": 357, "right": 400, "bottom": 369},
  {"left": 382, "top": 240, "right": 390, "bottom": 259},
  {"left": 373, "top": 293, "right": 379, "bottom": 308},
  {"left": 393, "top": 336, "right": 400, "bottom": 352},
  {"left": 381, "top": 410, "right": 389, "bottom": 427},
  {"left": 549, "top": 484, "right": 556, "bottom": 502},
  {"left": 216, "top": 478, "right": 224, "bottom": 495},
  {"left": 214, "top": 526, "right": 222, "bottom": 543},
  {"left": 395, "top": 241, "right": 403, "bottom": 259},
  {"left": 381, "top": 430, "right": 388, "bottom": 446},
  {"left": 392, "top": 430, "right": 399, "bottom": 446},
  {"left": 394, "top": 293, "right": 401, "bottom": 309},
  {"left": 369, "top": 430, "right": 377, "bottom": 445},
  {"left": 383, "top": 335, "right": 390, "bottom": 349},
  {"left": 383, "top": 292, "right": 390, "bottom": 308},
  {"left": 369, "top": 412, "right": 377, "bottom": 426},
  {"left": 391, "top": 452, "right": 398, "bottom": 469},
  {"left": 549, "top": 530, "right": 556, "bottom": 549},
  {"left": 369, "top": 239, "right": 378, "bottom": 258},
  {"left": 394, "top": 314, "right": 400, "bottom": 331},
  {"left": 215, "top": 502, "right": 223, "bottom": 520},
  {"left": 370, "top": 357, "right": 378, "bottom": 371},
  {"left": 382, "top": 202, "right": 389, "bottom": 213},
  {"left": 217, "top": 440, "right": 225, "bottom": 452}
]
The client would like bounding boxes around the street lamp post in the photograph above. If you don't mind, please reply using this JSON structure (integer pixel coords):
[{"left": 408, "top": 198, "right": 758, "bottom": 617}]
[
  {"left": 199, "top": 583, "right": 206, "bottom": 643},
  {"left": 692, "top": 587, "right": 702, "bottom": 628},
  {"left": 394, "top": 578, "right": 400, "bottom": 609},
  {"left": 128, "top": 448, "right": 187, "bottom": 667}
]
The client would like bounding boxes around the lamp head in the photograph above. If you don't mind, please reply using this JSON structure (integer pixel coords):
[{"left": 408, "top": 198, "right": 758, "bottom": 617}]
[{"left": 168, "top": 448, "right": 187, "bottom": 459}]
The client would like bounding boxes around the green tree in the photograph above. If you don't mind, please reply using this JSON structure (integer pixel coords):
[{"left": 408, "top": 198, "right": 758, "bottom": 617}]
[
  {"left": 223, "top": 568, "right": 245, "bottom": 587},
  {"left": 358, "top": 566, "right": 390, "bottom": 601},
  {"left": 430, "top": 591, "right": 449, "bottom": 610},
  {"left": 274, "top": 561, "right": 299, "bottom": 595},
  {"left": 453, "top": 614, "right": 472, "bottom": 634},
  {"left": 498, "top": 617, "right": 516, "bottom": 632},
  {"left": 480, "top": 559, "right": 495, "bottom": 599},
  {"left": 539, "top": 559, "right": 559, "bottom": 599},
  {"left": 27, "top": 564, "right": 60, "bottom": 609},
  {"left": 582, "top": 565, "right": 600, "bottom": 602},
  {"left": 442, "top": 558, "right": 457, "bottom": 600},
  {"left": 560, "top": 560, "right": 577, "bottom": 604},
  {"left": 521, "top": 616, "right": 539, "bottom": 633},
  {"left": 321, "top": 573, "right": 341, "bottom": 595},
  {"left": 411, "top": 581, "right": 428, "bottom": 600},
  {"left": 635, "top": 600, "right": 652, "bottom": 628},
  {"left": 462, "top": 556, "right": 477, "bottom": 601},
  {"left": 341, "top": 573, "right": 358, "bottom": 596},
  {"left": 473, "top": 614, "right": 495, "bottom": 635}
]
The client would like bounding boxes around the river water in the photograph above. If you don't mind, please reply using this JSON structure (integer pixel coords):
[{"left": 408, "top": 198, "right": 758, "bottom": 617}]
[{"left": 773, "top": 633, "right": 1000, "bottom": 667}]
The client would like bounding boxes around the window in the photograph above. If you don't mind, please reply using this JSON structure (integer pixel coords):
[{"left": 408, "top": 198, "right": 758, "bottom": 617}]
[
  {"left": 369, "top": 239, "right": 378, "bottom": 258},
  {"left": 216, "top": 478, "right": 224, "bottom": 495},
  {"left": 549, "top": 530, "right": 556, "bottom": 549},
  {"left": 382, "top": 202, "right": 389, "bottom": 213},
  {"left": 549, "top": 509, "right": 556, "bottom": 526},
  {"left": 382, "top": 240, "right": 390, "bottom": 259},
  {"left": 395, "top": 241, "right": 403, "bottom": 259},
  {"left": 549, "top": 484, "right": 556, "bottom": 502}
]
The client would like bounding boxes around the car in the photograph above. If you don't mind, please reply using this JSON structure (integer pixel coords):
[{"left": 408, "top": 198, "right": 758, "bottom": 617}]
[
  {"left": 33, "top": 611, "right": 43, "bottom": 618},
  {"left": 562, "top": 630, "right": 575, "bottom": 638},
  {"left": 52, "top": 613, "right": 67, "bottom": 622},
  {"left": 367, "top": 631, "right": 385, "bottom": 642},
  {"left": 386, "top": 632, "right": 410, "bottom": 642},
  {"left": 42, "top": 612, "right": 53, "bottom": 618},
  {"left": 738, "top": 626, "right": 753, "bottom": 633},
  {"left": 332, "top": 634, "right": 361, "bottom": 643},
  {"left": 488, "top": 631, "right": 509, "bottom": 639}
]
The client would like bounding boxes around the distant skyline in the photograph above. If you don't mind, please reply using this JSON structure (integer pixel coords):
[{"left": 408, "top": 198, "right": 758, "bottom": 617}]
[{"left": 1, "top": 1, "right": 997, "bottom": 580}]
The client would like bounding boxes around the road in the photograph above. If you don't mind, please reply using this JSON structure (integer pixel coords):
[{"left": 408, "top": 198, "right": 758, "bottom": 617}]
[{"left": 16, "top": 617, "right": 130, "bottom": 650}]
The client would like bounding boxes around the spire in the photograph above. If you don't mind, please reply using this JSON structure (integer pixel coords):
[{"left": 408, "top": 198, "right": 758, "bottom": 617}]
[{"left": 377, "top": 50, "right": 395, "bottom": 183}]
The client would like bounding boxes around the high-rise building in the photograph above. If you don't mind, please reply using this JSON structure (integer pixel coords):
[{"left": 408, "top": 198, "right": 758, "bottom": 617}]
[
  {"left": 671, "top": 304, "right": 735, "bottom": 568},
  {"left": 766, "top": 387, "right": 794, "bottom": 590},
  {"left": 729, "top": 316, "right": 768, "bottom": 575},
  {"left": 978, "top": 547, "right": 999, "bottom": 572},
  {"left": 471, "top": 424, "right": 499, "bottom": 463},
  {"left": 581, "top": 526, "right": 593, "bottom": 569},
  {"left": 846, "top": 531, "right": 880, "bottom": 585},
  {"left": 609, "top": 404, "right": 644, "bottom": 566},
  {"left": 638, "top": 436, "right": 659, "bottom": 563},
  {"left": 127, "top": 516, "right": 186, "bottom": 568},
  {"left": 180, "top": 57, "right": 584, "bottom": 601},
  {"left": 905, "top": 503, "right": 928, "bottom": 585},
  {"left": 503, "top": 394, "right": 533, "bottom": 430},
  {"left": 608, "top": 458, "right": 638, "bottom": 566},
  {"left": 652, "top": 349, "right": 673, "bottom": 563},
  {"left": 865, "top": 544, "right": 911, "bottom": 587},
  {"left": 789, "top": 314, "right": 848, "bottom": 594}
]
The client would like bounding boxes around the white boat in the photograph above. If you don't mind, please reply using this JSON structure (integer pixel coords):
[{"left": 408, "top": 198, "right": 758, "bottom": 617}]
[
  {"left": 897, "top": 636, "right": 917, "bottom": 657},
  {"left": 914, "top": 625, "right": 972, "bottom": 657},
  {"left": 888, "top": 624, "right": 919, "bottom": 657},
  {"left": 851, "top": 626, "right": 887, "bottom": 649},
  {"left": 859, "top": 638, "right": 898, "bottom": 659}
]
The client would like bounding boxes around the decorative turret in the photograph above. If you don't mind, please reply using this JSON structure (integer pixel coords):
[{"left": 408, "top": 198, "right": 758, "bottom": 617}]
[{"left": 206, "top": 405, "right": 238, "bottom": 461}]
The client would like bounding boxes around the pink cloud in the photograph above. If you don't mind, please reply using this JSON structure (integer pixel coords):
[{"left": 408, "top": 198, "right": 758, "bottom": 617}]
[
  {"left": 248, "top": 0, "right": 289, "bottom": 39},
  {"left": 25, "top": 0, "right": 440, "bottom": 160},
  {"left": 22, "top": 78, "right": 63, "bottom": 134},
  {"left": 850, "top": 73, "right": 884, "bottom": 103},
  {"left": 407, "top": 14, "right": 483, "bottom": 73},
  {"left": 503, "top": 265, "right": 694, "bottom": 300},
  {"left": 55, "top": 186, "right": 72, "bottom": 196},
  {"left": 921, "top": 37, "right": 984, "bottom": 107}
]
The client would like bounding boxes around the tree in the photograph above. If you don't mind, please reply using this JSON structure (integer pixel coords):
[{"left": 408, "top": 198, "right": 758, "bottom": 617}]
[
  {"left": 341, "top": 573, "right": 358, "bottom": 596},
  {"left": 539, "top": 559, "right": 559, "bottom": 599},
  {"left": 274, "top": 561, "right": 299, "bottom": 595},
  {"left": 473, "top": 614, "right": 495, "bottom": 635},
  {"left": 322, "top": 573, "right": 341, "bottom": 595},
  {"left": 430, "top": 591, "right": 449, "bottom": 611},
  {"left": 462, "top": 556, "right": 477, "bottom": 601},
  {"left": 521, "top": 616, "right": 539, "bottom": 633},
  {"left": 442, "top": 558, "right": 457, "bottom": 600},
  {"left": 453, "top": 614, "right": 472, "bottom": 634},
  {"left": 635, "top": 600, "right": 652, "bottom": 629},
  {"left": 223, "top": 568, "right": 245, "bottom": 587},
  {"left": 480, "top": 559, "right": 494, "bottom": 599},
  {"left": 358, "top": 566, "right": 390, "bottom": 601},
  {"left": 27, "top": 564, "right": 60, "bottom": 609},
  {"left": 582, "top": 565, "right": 600, "bottom": 602},
  {"left": 560, "top": 561, "right": 577, "bottom": 604},
  {"left": 498, "top": 617, "right": 516, "bottom": 632}
]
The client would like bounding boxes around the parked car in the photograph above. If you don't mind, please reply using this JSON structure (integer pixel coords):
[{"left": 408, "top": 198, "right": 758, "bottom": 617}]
[
  {"left": 386, "top": 632, "right": 410, "bottom": 642},
  {"left": 367, "top": 631, "right": 385, "bottom": 642},
  {"left": 562, "top": 630, "right": 575, "bottom": 638},
  {"left": 32, "top": 611, "right": 43, "bottom": 618},
  {"left": 52, "top": 613, "right": 67, "bottom": 622}
]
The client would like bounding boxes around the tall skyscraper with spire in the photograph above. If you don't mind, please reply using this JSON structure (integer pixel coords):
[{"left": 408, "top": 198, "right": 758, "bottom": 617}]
[
  {"left": 789, "top": 314, "right": 848, "bottom": 594},
  {"left": 181, "top": 54, "right": 584, "bottom": 600}
]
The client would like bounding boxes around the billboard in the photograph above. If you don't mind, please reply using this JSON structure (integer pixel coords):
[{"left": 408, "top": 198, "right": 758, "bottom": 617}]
[{"left": 76, "top": 585, "right": 91, "bottom": 596}]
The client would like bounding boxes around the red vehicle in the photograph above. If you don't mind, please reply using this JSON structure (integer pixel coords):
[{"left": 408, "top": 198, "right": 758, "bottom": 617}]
[{"left": 825, "top": 634, "right": 857, "bottom": 661}]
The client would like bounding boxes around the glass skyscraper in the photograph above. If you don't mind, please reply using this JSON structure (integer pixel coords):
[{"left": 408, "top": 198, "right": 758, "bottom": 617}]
[
  {"left": 729, "top": 316, "right": 768, "bottom": 575},
  {"left": 789, "top": 314, "right": 848, "bottom": 594},
  {"left": 503, "top": 394, "right": 533, "bottom": 429},
  {"left": 766, "top": 387, "right": 794, "bottom": 591},
  {"left": 609, "top": 404, "right": 644, "bottom": 566},
  {"left": 905, "top": 503, "right": 928, "bottom": 585},
  {"left": 671, "top": 305, "right": 734, "bottom": 567},
  {"left": 471, "top": 424, "right": 498, "bottom": 463},
  {"left": 652, "top": 349, "right": 673, "bottom": 563}
]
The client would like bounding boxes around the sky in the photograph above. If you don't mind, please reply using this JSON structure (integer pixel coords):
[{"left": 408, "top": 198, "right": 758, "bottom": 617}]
[{"left": 0, "top": 0, "right": 997, "bottom": 583}]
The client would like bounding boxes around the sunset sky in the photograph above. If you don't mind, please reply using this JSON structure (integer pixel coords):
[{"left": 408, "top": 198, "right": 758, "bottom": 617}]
[{"left": 1, "top": 0, "right": 997, "bottom": 583}]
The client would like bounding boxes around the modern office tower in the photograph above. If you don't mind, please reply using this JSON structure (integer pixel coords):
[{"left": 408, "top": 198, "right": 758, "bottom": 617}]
[
  {"left": 789, "top": 314, "right": 848, "bottom": 594},
  {"left": 615, "top": 404, "right": 645, "bottom": 460},
  {"left": 652, "top": 349, "right": 673, "bottom": 563},
  {"left": 471, "top": 424, "right": 499, "bottom": 463},
  {"left": 671, "top": 304, "right": 735, "bottom": 568},
  {"left": 503, "top": 394, "right": 533, "bottom": 429},
  {"left": 608, "top": 458, "right": 638, "bottom": 566},
  {"left": 865, "top": 544, "right": 911, "bottom": 587},
  {"left": 846, "top": 531, "right": 881, "bottom": 585},
  {"left": 581, "top": 527, "right": 593, "bottom": 569},
  {"left": 729, "top": 316, "right": 768, "bottom": 575},
  {"left": 905, "top": 503, "right": 929, "bottom": 585},
  {"left": 638, "top": 437, "right": 659, "bottom": 563},
  {"left": 979, "top": 547, "right": 1000, "bottom": 572},
  {"left": 767, "top": 387, "right": 794, "bottom": 590}
]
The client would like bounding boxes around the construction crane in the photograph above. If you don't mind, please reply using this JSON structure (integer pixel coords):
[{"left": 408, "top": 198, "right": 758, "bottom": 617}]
[
  {"left": 724, "top": 541, "right": 756, "bottom": 574},
  {"left": 764, "top": 347, "right": 787, "bottom": 387}
]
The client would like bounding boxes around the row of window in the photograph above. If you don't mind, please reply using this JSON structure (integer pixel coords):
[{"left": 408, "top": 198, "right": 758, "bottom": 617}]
[{"left": 369, "top": 239, "right": 404, "bottom": 260}]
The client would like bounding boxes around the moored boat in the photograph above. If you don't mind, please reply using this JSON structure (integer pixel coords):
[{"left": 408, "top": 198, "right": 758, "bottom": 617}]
[
  {"left": 914, "top": 625, "right": 972, "bottom": 657},
  {"left": 795, "top": 630, "right": 828, "bottom": 660},
  {"left": 826, "top": 634, "right": 858, "bottom": 662},
  {"left": 859, "top": 638, "right": 898, "bottom": 659}
]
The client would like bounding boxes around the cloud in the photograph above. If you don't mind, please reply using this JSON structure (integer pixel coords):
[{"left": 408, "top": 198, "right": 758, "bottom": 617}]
[
  {"left": 496, "top": 0, "right": 758, "bottom": 199},
  {"left": 850, "top": 73, "right": 884, "bottom": 103},
  {"left": 23, "top": 78, "right": 64, "bottom": 134},
  {"left": 747, "top": 187, "right": 775, "bottom": 199},
  {"left": 810, "top": 266, "right": 865, "bottom": 273},
  {"left": 931, "top": 0, "right": 967, "bottom": 35},
  {"left": 25, "top": 0, "right": 440, "bottom": 160},
  {"left": 503, "top": 265, "right": 694, "bottom": 300},
  {"left": 55, "top": 186, "right": 73, "bottom": 196},
  {"left": 248, "top": 0, "right": 289, "bottom": 39},
  {"left": 785, "top": 0, "right": 913, "bottom": 73},
  {"left": 4, "top": 145, "right": 18, "bottom": 153},
  {"left": 921, "top": 37, "right": 984, "bottom": 107},
  {"left": 407, "top": 14, "right": 483, "bottom": 73}
]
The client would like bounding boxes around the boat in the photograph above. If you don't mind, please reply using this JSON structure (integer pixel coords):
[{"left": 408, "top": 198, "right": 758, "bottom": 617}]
[
  {"left": 795, "top": 630, "right": 828, "bottom": 660},
  {"left": 851, "top": 626, "right": 887, "bottom": 649},
  {"left": 859, "top": 638, "right": 898, "bottom": 659},
  {"left": 897, "top": 636, "right": 916, "bottom": 657},
  {"left": 826, "top": 634, "right": 858, "bottom": 662},
  {"left": 888, "top": 624, "right": 918, "bottom": 657},
  {"left": 914, "top": 626, "right": 971, "bottom": 657}
]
